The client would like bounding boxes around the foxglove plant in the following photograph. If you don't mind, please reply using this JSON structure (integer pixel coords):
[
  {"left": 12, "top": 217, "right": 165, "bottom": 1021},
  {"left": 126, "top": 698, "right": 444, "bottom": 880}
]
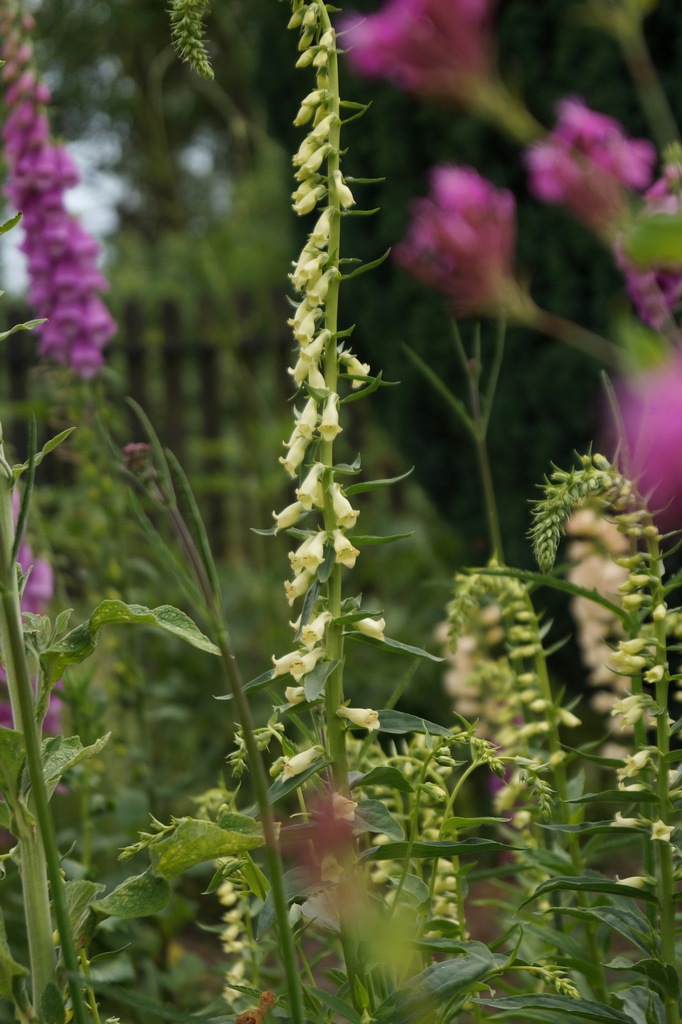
[{"left": 0, "top": 0, "right": 116, "bottom": 377}]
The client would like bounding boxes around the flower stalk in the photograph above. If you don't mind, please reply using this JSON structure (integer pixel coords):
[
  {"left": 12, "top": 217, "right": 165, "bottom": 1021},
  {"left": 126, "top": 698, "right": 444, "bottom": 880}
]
[{"left": 0, "top": 434, "right": 89, "bottom": 1024}]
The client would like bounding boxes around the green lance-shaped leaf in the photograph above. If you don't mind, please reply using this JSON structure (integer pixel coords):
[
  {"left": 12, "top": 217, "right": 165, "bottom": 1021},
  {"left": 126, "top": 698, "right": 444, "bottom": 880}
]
[
  {"left": 40, "top": 600, "right": 219, "bottom": 683},
  {"left": 353, "top": 799, "right": 404, "bottom": 841},
  {"left": 345, "top": 632, "right": 444, "bottom": 662},
  {"left": 149, "top": 815, "right": 263, "bottom": 879},
  {"left": 364, "top": 838, "right": 515, "bottom": 861},
  {"left": 0, "top": 212, "right": 22, "bottom": 237},
  {"left": 474, "top": 994, "right": 636, "bottom": 1023},
  {"left": 374, "top": 944, "right": 507, "bottom": 1024},
  {"left": 521, "top": 874, "right": 659, "bottom": 909},
  {"left": 91, "top": 870, "right": 172, "bottom": 920},
  {"left": 376, "top": 710, "right": 453, "bottom": 738},
  {"left": 12, "top": 428, "right": 75, "bottom": 477},
  {"left": 0, "top": 319, "right": 46, "bottom": 344},
  {"left": 0, "top": 908, "right": 28, "bottom": 999}
]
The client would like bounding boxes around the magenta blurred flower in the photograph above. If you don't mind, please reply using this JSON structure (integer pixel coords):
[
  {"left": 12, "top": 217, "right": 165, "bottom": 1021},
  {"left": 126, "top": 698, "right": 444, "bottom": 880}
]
[
  {"left": 524, "top": 97, "right": 656, "bottom": 237},
  {"left": 339, "top": 0, "right": 498, "bottom": 104},
  {"left": 394, "top": 164, "right": 520, "bottom": 316},
  {"left": 616, "top": 164, "right": 682, "bottom": 331},
  {"left": 0, "top": 6, "right": 115, "bottom": 377},
  {"left": 616, "top": 350, "right": 682, "bottom": 530}
]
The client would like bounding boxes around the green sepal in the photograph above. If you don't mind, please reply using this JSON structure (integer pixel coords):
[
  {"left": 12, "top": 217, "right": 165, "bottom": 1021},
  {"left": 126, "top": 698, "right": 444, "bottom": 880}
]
[
  {"left": 149, "top": 815, "right": 263, "bottom": 878},
  {"left": 91, "top": 869, "right": 172, "bottom": 919},
  {"left": 41, "top": 600, "right": 219, "bottom": 683}
]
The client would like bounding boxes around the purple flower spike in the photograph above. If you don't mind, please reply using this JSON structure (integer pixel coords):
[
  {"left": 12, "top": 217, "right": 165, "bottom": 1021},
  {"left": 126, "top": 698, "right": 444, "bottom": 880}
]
[
  {"left": 339, "top": 0, "right": 499, "bottom": 105},
  {"left": 0, "top": 1, "right": 115, "bottom": 376},
  {"left": 394, "top": 164, "right": 520, "bottom": 317}
]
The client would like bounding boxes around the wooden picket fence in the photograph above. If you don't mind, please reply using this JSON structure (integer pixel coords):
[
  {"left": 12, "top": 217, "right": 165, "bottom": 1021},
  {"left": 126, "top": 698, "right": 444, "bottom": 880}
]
[{"left": 0, "top": 294, "right": 293, "bottom": 556}]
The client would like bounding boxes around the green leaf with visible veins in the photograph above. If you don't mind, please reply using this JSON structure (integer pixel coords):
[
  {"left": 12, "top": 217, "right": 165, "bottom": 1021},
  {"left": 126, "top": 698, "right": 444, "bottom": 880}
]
[{"left": 41, "top": 600, "right": 219, "bottom": 682}]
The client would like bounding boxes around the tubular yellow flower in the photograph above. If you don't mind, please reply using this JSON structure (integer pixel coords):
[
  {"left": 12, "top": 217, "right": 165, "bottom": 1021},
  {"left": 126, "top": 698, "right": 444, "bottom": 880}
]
[
  {"left": 332, "top": 791, "right": 358, "bottom": 821},
  {"left": 282, "top": 746, "right": 324, "bottom": 780},
  {"left": 301, "top": 609, "right": 333, "bottom": 648},
  {"left": 651, "top": 820, "right": 674, "bottom": 842},
  {"left": 337, "top": 706, "right": 380, "bottom": 731},
  {"left": 333, "top": 529, "right": 359, "bottom": 568},
  {"left": 285, "top": 569, "right": 316, "bottom": 605},
  {"left": 319, "top": 393, "right": 342, "bottom": 441},
  {"left": 332, "top": 168, "right": 355, "bottom": 208},
  {"left": 279, "top": 432, "right": 309, "bottom": 477},
  {"left": 285, "top": 685, "right": 307, "bottom": 705},
  {"left": 296, "top": 397, "right": 319, "bottom": 439},
  {"left": 354, "top": 616, "right": 385, "bottom": 640},
  {"left": 273, "top": 500, "right": 305, "bottom": 531},
  {"left": 330, "top": 482, "right": 359, "bottom": 529},
  {"left": 296, "top": 462, "right": 326, "bottom": 509}
]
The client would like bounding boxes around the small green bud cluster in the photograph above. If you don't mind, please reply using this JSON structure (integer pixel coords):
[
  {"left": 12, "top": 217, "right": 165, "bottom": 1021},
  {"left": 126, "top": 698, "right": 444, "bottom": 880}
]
[
  {"left": 530, "top": 453, "right": 636, "bottom": 574},
  {"left": 168, "top": 0, "right": 214, "bottom": 80}
]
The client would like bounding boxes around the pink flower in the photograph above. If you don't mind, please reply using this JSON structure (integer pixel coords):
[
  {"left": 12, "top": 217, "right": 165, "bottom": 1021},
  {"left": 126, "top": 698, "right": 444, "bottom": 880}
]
[
  {"left": 339, "top": 0, "right": 498, "bottom": 103},
  {"left": 616, "top": 164, "right": 682, "bottom": 331},
  {"left": 524, "top": 97, "right": 656, "bottom": 236},
  {"left": 615, "top": 350, "right": 682, "bottom": 529},
  {"left": 394, "top": 164, "right": 519, "bottom": 316},
  {"left": 0, "top": 7, "right": 115, "bottom": 377}
]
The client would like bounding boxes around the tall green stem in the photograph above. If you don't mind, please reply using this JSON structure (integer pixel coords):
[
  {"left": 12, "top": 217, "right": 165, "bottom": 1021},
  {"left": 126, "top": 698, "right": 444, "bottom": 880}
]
[
  {"left": 646, "top": 537, "right": 678, "bottom": 1023},
  {"left": 0, "top": 447, "right": 90, "bottom": 1024}
]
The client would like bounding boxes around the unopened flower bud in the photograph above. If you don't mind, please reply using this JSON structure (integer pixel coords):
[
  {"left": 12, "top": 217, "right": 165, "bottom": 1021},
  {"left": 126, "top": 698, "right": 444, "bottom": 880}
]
[
  {"left": 285, "top": 686, "right": 307, "bottom": 705},
  {"left": 319, "top": 393, "right": 342, "bottom": 441}
]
